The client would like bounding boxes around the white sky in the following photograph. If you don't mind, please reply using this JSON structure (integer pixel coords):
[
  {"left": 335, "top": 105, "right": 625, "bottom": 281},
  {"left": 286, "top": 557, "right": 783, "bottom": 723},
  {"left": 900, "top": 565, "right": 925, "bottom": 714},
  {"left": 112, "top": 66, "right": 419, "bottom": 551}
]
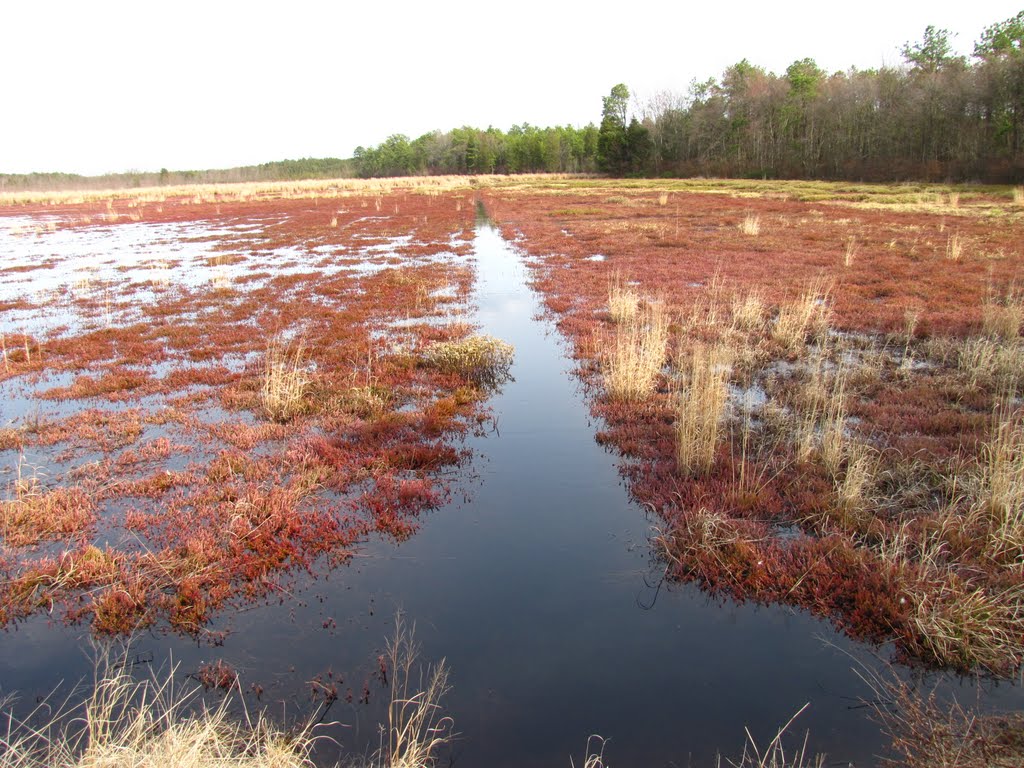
[{"left": 2, "top": 1, "right": 1020, "bottom": 175}]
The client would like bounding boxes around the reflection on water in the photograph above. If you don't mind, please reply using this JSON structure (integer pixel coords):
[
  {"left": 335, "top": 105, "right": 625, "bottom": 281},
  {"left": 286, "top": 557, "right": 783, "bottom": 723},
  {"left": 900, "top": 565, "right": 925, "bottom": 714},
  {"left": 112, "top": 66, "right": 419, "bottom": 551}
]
[{"left": 3, "top": 215, "right": 1020, "bottom": 767}]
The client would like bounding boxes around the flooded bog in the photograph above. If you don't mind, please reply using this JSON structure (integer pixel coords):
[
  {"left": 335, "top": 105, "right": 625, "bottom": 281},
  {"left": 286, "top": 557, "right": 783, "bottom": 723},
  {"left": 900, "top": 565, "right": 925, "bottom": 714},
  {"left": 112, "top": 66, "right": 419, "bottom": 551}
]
[{"left": 2, "top": 206, "right": 1020, "bottom": 767}]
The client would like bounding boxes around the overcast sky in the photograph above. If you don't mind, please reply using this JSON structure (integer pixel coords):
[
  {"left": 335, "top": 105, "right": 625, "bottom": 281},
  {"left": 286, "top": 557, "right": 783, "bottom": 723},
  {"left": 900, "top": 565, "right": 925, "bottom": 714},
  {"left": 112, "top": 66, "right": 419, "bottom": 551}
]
[{"left": 2, "top": 1, "right": 1020, "bottom": 175}]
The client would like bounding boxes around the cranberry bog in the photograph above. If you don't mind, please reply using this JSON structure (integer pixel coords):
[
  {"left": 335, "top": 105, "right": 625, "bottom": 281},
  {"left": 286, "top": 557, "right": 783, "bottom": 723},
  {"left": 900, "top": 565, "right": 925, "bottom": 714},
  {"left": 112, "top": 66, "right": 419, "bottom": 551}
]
[{"left": 2, "top": 176, "right": 1024, "bottom": 766}]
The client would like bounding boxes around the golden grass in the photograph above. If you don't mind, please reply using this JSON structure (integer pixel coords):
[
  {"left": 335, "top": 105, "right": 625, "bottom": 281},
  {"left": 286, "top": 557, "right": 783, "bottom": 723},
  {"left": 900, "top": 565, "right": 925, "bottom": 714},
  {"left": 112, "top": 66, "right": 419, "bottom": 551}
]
[
  {"left": 861, "top": 659, "right": 1024, "bottom": 767},
  {"left": 0, "top": 175, "right": 482, "bottom": 207},
  {"left": 730, "top": 289, "right": 766, "bottom": 333},
  {"left": 0, "top": 658, "right": 317, "bottom": 768},
  {"left": 982, "top": 285, "right": 1023, "bottom": 340},
  {"left": 944, "top": 233, "right": 964, "bottom": 262},
  {"left": 381, "top": 615, "right": 454, "bottom": 768},
  {"left": 842, "top": 236, "right": 857, "bottom": 268},
  {"left": 724, "top": 704, "right": 824, "bottom": 768},
  {"left": 772, "top": 280, "right": 831, "bottom": 351},
  {"left": 607, "top": 273, "right": 640, "bottom": 325},
  {"left": 793, "top": 349, "right": 847, "bottom": 469},
  {"left": 956, "top": 337, "right": 1023, "bottom": 391},
  {"left": 980, "top": 404, "right": 1024, "bottom": 562},
  {"left": 604, "top": 300, "right": 670, "bottom": 402},
  {"left": 834, "top": 441, "right": 875, "bottom": 515},
  {"left": 1013, "top": 186, "right": 1024, "bottom": 206},
  {"left": 675, "top": 344, "right": 731, "bottom": 476},
  {"left": 421, "top": 334, "right": 514, "bottom": 389},
  {"left": 739, "top": 213, "right": 761, "bottom": 236},
  {"left": 260, "top": 337, "right": 311, "bottom": 422},
  {"left": 905, "top": 575, "right": 1024, "bottom": 673}
]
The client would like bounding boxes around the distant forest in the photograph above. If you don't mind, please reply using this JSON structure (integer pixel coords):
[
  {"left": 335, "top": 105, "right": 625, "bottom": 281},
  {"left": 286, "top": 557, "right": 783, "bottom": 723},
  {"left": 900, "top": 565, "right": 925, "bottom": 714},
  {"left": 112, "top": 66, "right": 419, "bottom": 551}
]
[
  {"left": 0, "top": 157, "right": 353, "bottom": 193},
  {"left": 355, "top": 13, "right": 1024, "bottom": 183}
]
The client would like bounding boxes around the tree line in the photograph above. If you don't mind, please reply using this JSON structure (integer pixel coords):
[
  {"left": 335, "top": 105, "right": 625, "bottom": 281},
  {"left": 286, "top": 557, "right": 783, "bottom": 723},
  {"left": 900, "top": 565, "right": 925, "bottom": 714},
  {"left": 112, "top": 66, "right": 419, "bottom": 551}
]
[
  {"left": 355, "top": 12, "right": 1024, "bottom": 182},
  {"left": 0, "top": 157, "right": 354, "bottom": 193}
]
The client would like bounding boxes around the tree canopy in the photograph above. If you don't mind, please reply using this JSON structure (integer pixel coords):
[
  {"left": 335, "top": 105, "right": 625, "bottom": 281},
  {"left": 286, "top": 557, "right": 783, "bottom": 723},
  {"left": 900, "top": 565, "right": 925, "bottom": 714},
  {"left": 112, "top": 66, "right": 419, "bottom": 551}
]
[{"left": 353, "top": 13, "right": 1024, "bottom": 183}]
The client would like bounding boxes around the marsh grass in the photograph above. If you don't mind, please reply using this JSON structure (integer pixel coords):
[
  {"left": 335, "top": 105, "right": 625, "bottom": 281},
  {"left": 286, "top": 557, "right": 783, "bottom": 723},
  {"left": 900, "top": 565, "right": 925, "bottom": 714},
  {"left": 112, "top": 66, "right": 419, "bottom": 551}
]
[
  {"left": 261, "top": 337, "right": 311, "bottom": 422},
  {"left": 861, "top": 660, "right": 1024, "bottom": 767},
  {"left": 607, "top": 272, "right": 640, "bottom": 325},
  {"left": 1, "top": 458, "right": 95, "bottom": 547},
  {"left": 380, "top": 615, "right": 455, "bottom": 768},
  {"left": 657, "top": 506, "right": 748, "bottom": 577},
  {"left": 793, "top": 350, "right": 847, "bottom": 468},
  {"left": 0, "top": 656, "right": 317, "bottom": 768},
  {"left": 956, "top": 337, "right": 1023, "bottom": 391},
  {"left": 944, "top": 233, "right": 964, "bottom": 262},
  {"left": 982, "top": 285, "right": 1023, "bottom": 340},
  {"left": 834, "top": 441, "right": 876, "bottom": 515},
  {"left": 843, "top": 236, "right": 858, "bottom": 268},
  {"left": 720, "top": 704, "right": 824, "bottom": 768},
  {"left": 980, "top": 403, "right": 1024, "bottom": 562},
  {"left": 421, "top": 334, "right": 514, "bottom": 390},
  {"left": 730, "top": 289, "right": 766, "bottom": 333},
  {"left": 605, "top": 300, "right": 670, "bottom": 402},
  {"left": 773, "top": 280, "right": 831, "bottom": 351},
  {"left": 676, "top": 343, "right": 731, "bottom": 476},
  {"left": 905, "top": 575, "right": 1024, "bottom": 674},
  {"left": 739, "top": 213, "right": 761, "bottom": 236}
]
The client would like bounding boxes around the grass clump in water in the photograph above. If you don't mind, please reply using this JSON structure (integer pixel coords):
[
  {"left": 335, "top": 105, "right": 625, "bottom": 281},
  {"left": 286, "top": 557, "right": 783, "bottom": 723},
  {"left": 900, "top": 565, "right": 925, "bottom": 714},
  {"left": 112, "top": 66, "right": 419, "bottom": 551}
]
[
  {"left": 261, "top": 336, "right": 311, "bottom": 423},
  {"left": 421, "top": 334, "right": 514, "bottom": 390}
]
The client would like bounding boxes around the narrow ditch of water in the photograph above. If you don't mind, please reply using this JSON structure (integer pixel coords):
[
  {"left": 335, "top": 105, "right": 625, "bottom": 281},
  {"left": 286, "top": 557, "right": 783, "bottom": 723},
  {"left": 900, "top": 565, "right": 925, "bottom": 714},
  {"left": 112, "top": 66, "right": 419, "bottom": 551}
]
[{"left": 354, "top": 213, "right": 890, "bottom": 766}]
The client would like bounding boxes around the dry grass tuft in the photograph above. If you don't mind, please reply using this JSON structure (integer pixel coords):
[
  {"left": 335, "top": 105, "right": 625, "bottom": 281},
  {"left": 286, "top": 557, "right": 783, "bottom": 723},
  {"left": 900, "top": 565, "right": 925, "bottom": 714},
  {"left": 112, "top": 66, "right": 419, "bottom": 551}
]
[
  {"left": 773, "top": 280, "right": 831, "bottom": 351},
  {"left": 944, "top": 233, "right": 964, "bottom": 262},
  {"left": 834, "top": 441, "right": 876, "bottom": 515},
  {"left": 605, "top": 300, "right": 670, "bottom": 402},
  {"left": 730, "top": 289, "right": 766, "bottom": 333},
  {"left": 956, "top": 337, "right": 1023, "bottom": 391},
  {"left": 381, "top": 615, "right": 455, "bottom": 768},
  {"left": 843, "top": 236, "right": 858, "bottom": 268},
  {"left": 739, "top": 213, "right": 761, "bottom": 236},
  {"left": 718, "top": 703, "right": 825, "bottom": 768},
  {"left": 982, "top": 285, "right": 1023, "bottom": 340},
  {"left": 261, "top": 337, "right": 311, "bottom": 422},
  {"left": 980, "top": 403, "right": 1024, "bottom": 562},
  {"left": 422, "top": 334, "right": 514, "bottom": 389},
  {"left": 1013, "top": 186, "right": 1024, "bottom": 206},
  {"left": 607, "top": 273, "right": 640, "bottom": 325},
  {"left": 793, "top": 350, "right": 847, "bottom": 470},
  {"left": 675, "top": 344, "right": 731, "bottom": 476},
  {"left": 0, "top": 656, "right": 317, "bottom": 768},
  {"left": 904, "top": 575, "right": 1024, "bottom": 675}
]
